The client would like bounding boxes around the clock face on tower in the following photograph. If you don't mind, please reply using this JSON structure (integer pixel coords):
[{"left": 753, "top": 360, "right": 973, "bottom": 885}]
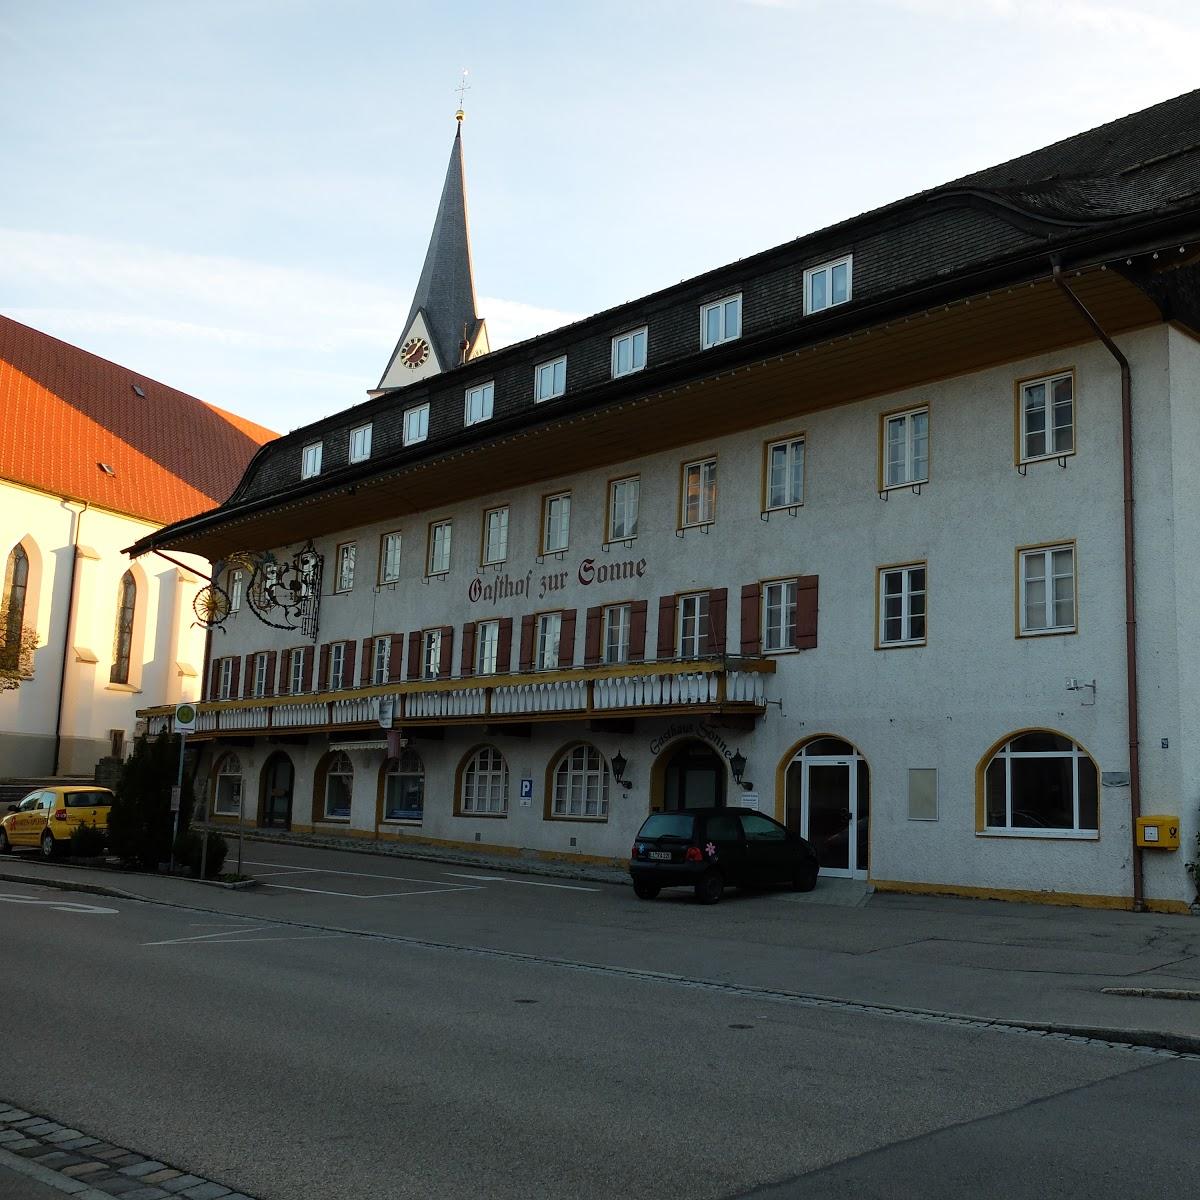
[{"left": 401, "top": 336, "right": 430, "bottom": 369}]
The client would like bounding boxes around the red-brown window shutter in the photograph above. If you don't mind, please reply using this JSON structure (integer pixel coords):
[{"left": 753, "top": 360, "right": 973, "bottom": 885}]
[
  {"left": 406, "top": 632, "right": 421, "bottom": 680},
  {"left": 241, "top": 655, "right": 255, "bottom": 698},
  {"left": 461, "top": 622, "right": 477, "bottom": 676},
  {"left": 584, "top": 606, "right": 603, "bottom": 666},
  {"left": 559, "top": 609, "right": 577, "bottom": 668},
  {"left": 318, "top": 643, "right": 331, "bottom": 690},
  {"left": 265, "top": 651, "right": 277, "bottom": 697},
  {"left": 439, "top": 626, "right": 454, "bottom": 676},
  {"left": 497, "top": 618, "right": 514, "bottom": 673},
  {"left": 389, "top": 633, "right": 404, "bottom": 682},
  {"left": 302, "top": 646, "right": 314, "bottom": 691},
  {"left": 707, "top": 588, "right": 728, "bottom": 656},
  {"left": 657, "top": 595, "right": 677, "bottom": 659},
  {"left": 796, "top": 574, "right": 819, "bottom": 649},
  {"left": 740, "top": 583, "right": 761, "bottom": 655},
  {"left": 277, "top": 650, "right": 290, "bottom": 695},
  {"left": 206, "top": 659, "right": 217, "bottom": 701},
  {"left": 519, "top": 614, "right": 535, "bottom": 672},
  {"left": 629, "top": 600, "right": 648, "bottom": 662},
  {"left": 342, "top": 640, "right": 357, "bottom": 689},
  {"left": 360, "top": 637, "right": 374, "bottom": 686},
  {"left": 230, "top": 656, "right": 242, "bottom": 698}
]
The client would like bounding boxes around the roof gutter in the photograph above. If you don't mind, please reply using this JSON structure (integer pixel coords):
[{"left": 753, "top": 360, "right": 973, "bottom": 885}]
[{"left": 1051, "top": 260, "right": 1144, "bottom": 913}]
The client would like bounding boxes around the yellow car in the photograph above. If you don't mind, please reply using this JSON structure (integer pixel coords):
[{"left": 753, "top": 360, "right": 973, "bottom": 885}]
[{"left": 0, "top": 786, "right": 115, "bottom": 858}]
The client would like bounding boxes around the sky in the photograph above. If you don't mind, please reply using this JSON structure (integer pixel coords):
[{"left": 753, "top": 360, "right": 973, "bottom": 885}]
[{"left": 2, "top": 1, "right": 1199, "bottom": 436}]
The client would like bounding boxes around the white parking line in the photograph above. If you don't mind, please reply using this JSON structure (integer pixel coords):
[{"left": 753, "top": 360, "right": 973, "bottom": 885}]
[
  {"left": 146, "top": 931, "right": 346, "bottom": 947},
  {"left": 244, "top": 859, "right": 468, "bottom": 885},
  {"left": 441, "top": 873, "right": 601, "bottom": 893},
  {"left": 262, "top": 882, "right": 482, "bottom": 899},
  {"left": 144, "top": 925, "right": 269, "bottom": 945},
  {"left": 0, "top": 892, "right": 119, "bottom": 914}
]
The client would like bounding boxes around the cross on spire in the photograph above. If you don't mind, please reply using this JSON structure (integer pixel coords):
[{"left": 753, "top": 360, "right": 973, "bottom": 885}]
[{"left": 455, "top": 69, "right": 470, "bottom": 122}]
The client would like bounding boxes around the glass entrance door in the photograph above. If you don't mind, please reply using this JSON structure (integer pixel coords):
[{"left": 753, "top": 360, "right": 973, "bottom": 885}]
[
  {"left": 801, "top": 756, "right": 867, "bottom": 879},
  {"left": 261, "top": 754, "right": 294, "bottom": 830}
]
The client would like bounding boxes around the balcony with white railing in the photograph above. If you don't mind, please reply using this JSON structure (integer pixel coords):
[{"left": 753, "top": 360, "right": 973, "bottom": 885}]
[{"left": 138, "top": 655, "right": 776, "bottom": 738}]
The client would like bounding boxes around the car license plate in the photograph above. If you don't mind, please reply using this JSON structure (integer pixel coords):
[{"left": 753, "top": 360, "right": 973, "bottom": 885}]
[{"left": 648, "top": 850, "right": 671, "bottom": 860}]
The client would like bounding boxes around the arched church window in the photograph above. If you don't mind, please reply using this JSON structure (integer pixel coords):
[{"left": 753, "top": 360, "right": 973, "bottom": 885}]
[{"left": 110, "top": 571, "right": 137, "bottom": 684}]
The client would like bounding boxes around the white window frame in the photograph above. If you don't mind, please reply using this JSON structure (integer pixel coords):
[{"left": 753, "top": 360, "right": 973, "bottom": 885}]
[
  {"left": 465, "top": 381, "right": 495, "bottom": 426},
  {"left": 335, "top": 542, "right": 356, "bottom": 593},
  {"left": 483, "top": 506, "right": 509, "bottom": 566},
  {"left": 607, "top": 476, "right": 639, "bottom": 542},
  {"left": 610, "top": 327, "right": 647, "bottom": 378},
  {"left": 475, "top": 619, "right": 500, "bottom": 675},
  {"left": 403, "top": 403, "right": 430, "bottom": 446},
  {"left": 882, "top": 407, "right": 929, "bottom": 490},
  {"left": 252, "top": 651, "right": 269, "bottom": 698},
  {"left": 1019, "top": 543, "right": 1076, "bottom": 636},
  {"left": 323, "top": 751, "right": 353, "bottom": 820},
  {"left": 380, "top": 531, "right": 402, "bottom": 584},
  {"left": 218, "top": 657, "right": 233, "bottom": 701},
  {"left": 228, "top": 568, "right": 244, "bottom": 613},
  {"left": 701, "top": 294, "right": 742, "bottom": 349},
  {"left": 1019, "top": 371, "right": 1075, "bottom": 464},
  {"left": 878, "top": 563, "right": 927, "bottom": 647},
  {"left": 289, "top": 648, "right": 305, "bottom": 695},
  {"left": 372, "top": 636, "right": 391, "bottom": 685},
  {"left": 542, "top": 492, "right": 571, "bottom": 555},
  {"left": 349, "top": 422, "right": 372, "bottom": 464},
  {"left": 329, "top": 642, "right": 346, "bottom": 690},
  {"left": 536, "top": 612, "right": 562, "bottom": 671},
  {"left": 301, "top": 442, "right": 322, "bottom": 479},
  {"left": 762, "top": 579, "right": 798, "bottom": 653},
  {"left": 422, "top": 629, "right": 442, "bottom": 680},
  {"left": 461, "top": 746, "right": 508, "bottom": 815},
  {"left": 534, "top": 356, "right": 567, "bottom": 403},
  {"left": 677, "top": 592, "right": 709, "bottom": 658},
  {"left": 681, "top": 458, "right": 717, "bottom": 528},
  {"left": 552, "top": 745, "right": 611, "bottom": 820},
  {"left": 804, "top": 255, "right": 853, "bottom": 315},
  {"left": 984, "top": 733, "right": 1098, "bottom": 838},
  {"left": 383, "top": 749, "right": 425, "bottom": 822},
  {"left": 765, "top": 436, "right": 805, "bottom": 510},
  {"left": 213, "top": 754, "right": 243, "bottom": 817},
  {"left": 602, "top": 604, "right": 631, "bottom": 665},
  {"left": 427, "top": 520, "right": 452, "bottom": 577}
]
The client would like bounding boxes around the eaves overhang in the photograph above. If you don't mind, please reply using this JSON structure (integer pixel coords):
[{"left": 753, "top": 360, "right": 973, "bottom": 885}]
[{"left": 127, "top": 207, "right": 1200, "bottom": 564}]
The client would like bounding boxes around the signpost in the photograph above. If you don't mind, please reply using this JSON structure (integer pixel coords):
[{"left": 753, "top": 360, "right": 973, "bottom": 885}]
[{"left": 173, "top": 702, "right": 197, "bottom": 872}]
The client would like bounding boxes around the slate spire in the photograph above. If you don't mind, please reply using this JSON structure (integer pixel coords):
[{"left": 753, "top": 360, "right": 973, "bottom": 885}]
[{"left": 376, "top": 113, "right": 488, "bottom": 391}]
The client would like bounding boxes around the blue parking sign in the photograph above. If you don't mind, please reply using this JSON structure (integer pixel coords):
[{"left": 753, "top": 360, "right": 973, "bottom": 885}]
[{"left": 519, "top": 777, "right": 534, "bottom": 800}]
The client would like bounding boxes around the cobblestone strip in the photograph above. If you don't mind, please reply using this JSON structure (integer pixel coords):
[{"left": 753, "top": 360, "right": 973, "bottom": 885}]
[{"left": 0, "top": 1105, "right": 255, "bottom": 1200}]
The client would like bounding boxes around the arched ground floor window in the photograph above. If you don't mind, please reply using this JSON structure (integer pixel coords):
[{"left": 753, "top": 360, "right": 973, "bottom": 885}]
[
  {"left": 458, "top": 745, "right": 508, "bottom": 815},
  {"left": 981, "top": 730, "right": 1098, "bottom": 836},
  {"left": 381, "top": 750, "right": 425, "bottom": 821},
  {"left": 550, "top": 743, "right": 610, "bottom": 820},
  {"left": 317, "top": 750, "right": 353, "bottom": 821},
  {"left": 212, "top": 753, "right": 244, "bottom": 818}
]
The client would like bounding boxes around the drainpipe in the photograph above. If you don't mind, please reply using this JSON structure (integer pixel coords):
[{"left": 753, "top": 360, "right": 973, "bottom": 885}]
[
  {"left": 52, "top": 501, "right": 88, "bottom": 777},
  {"left": 1051, "top": 263, "right": 1143, "bottom": 912}
]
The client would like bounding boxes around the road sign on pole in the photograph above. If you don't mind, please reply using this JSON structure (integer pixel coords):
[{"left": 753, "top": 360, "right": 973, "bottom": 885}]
[{"left": 175, "top": 702, "right": 198, "bottom": 734}]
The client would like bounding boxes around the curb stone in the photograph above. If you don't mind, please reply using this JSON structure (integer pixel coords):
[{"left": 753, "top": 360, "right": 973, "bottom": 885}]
[{"left": 0, "top": 1108, "right": 252, "bottom": 1200}]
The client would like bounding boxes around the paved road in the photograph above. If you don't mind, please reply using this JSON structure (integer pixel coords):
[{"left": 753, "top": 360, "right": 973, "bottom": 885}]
[{"left": 1, "top": 849, "right": 1199, "bottom": 1198}]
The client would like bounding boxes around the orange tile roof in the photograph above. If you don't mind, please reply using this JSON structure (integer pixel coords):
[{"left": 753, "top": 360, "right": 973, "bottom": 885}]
[{"left": 0, "top": 315, "right": 276, "bottom": 526}]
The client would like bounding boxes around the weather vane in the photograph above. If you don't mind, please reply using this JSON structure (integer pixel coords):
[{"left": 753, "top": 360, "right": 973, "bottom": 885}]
[{"left": 455, "top": 68, "right": 470, "bottom": 121}]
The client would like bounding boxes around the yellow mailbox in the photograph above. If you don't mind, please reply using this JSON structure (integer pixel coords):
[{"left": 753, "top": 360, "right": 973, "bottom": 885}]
[{"left": 1136, "top": 815, "right": 1180, "bottom": 849}]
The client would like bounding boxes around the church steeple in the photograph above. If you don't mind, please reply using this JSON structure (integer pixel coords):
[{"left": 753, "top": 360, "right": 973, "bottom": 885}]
[{"left": 375, "top": 112, "right": 488, "bottom": 392}]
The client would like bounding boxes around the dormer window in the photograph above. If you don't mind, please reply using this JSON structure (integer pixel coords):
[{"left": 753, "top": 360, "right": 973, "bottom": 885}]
[
  {"left": 301, "top": 442, "right": 323, "bottom": 479},
  {"left": 534, "top": 356, "right": 567, "bottom": 403},
  {"left": 465, "top": 382, "right": 495, "bottom": 426},
  {"left": 804, "top": 256, "right": 852, "bottom": 314},
  {"left": 349, "top": 423, "right": 372, "bottom": 463},
  {"left": 404, "top": 403, "right": 430, "bottom": 446},
  {"left": 701, "top": 294, "right": 741, "bottom": 349},
  {"left": 611, "top": 328, "right": 647, "bottom": 378}
]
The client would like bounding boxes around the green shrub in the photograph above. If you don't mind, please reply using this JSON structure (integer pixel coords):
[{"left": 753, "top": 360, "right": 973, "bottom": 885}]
[
  {"left": 107, "top": 733, "right": 194, "bottom": 870},
  {"left": 172, "top": 829, "right": 228, "bottom": 879},
  {"left": 68, "top": 821, "right": 107, "bottom": 857}
]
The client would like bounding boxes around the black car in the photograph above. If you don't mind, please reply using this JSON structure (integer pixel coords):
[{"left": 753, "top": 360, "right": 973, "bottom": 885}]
[{"left": 629, "top": 807, "right": 819, "bottom": 904}]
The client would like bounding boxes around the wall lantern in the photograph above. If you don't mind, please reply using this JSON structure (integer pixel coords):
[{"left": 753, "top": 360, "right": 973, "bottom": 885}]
[
  {"left": 730, "top": 748, "right": 750, "bottom": 790},
  {"left": 611, "top": 750, "right": 632, "bottom": 790}
]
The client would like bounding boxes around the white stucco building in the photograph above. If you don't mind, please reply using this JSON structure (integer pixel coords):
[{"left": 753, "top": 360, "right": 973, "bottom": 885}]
[
  {"left": 0, "top": 316, "right": 274, "bottom": 777},
  {"left": 135, "top": 93, "right": 1200, "bottom": 912}
]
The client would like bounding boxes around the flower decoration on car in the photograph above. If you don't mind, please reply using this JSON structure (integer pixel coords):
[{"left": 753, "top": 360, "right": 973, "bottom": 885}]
[{"left": 705, "top": 842, "right": 718, "bottom": 859}]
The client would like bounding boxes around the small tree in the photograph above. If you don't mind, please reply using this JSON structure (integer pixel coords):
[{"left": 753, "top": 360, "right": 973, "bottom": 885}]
[
  {"left": 0, "top": 606, "right": 38, "bottom": 691},
  {"left": 107, "top": 733, "right": 194, "bottom": 870}
]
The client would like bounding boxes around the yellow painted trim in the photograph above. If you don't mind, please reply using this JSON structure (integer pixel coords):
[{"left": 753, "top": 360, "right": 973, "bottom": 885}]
[
  {"left": 874, "top": 560, "right": 928, "bottom": 650},
  {"left": 876, "top": 401, "right": 931, "bottom": 493},
  {"left": 974, "top": 725, "right": 1100, "bottom": 834},
  {"left": 677, "top": 453, "right": 719, "bottom": 531},
  {"left": 871, "top": 878, "right": 1190, "bottom": 914},
  {"left": 540, "top": 488, "right": 572, "bottom": 556},
  {"left": 1014, "top": 539, "right": 1078, "bottom": 639},
  {"left": 759, "top": 431, "right": 807, "bottom": 514},
  {"left": 602, "top": 473, "right": 641, "bottom": 546},
  {"left": 1013, "top": 367, "right": 1076, "bottom": 467}
]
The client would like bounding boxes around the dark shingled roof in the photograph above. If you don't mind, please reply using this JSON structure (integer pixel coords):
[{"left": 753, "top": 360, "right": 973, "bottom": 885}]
[{"left": 376, "top": 125, "right": 481, "bottom": 385}]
